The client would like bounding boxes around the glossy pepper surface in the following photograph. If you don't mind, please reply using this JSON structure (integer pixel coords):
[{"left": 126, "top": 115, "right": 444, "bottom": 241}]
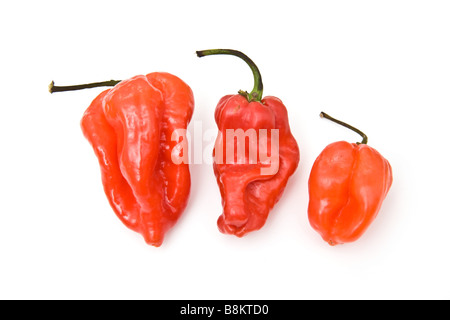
[
  {"left": 79, "top": 72, "right": 194, "bottom": 246},
  {"left": 308, "top": 112, "right": 393, "bottom": 245},
  {"left": 197, "top": 49, "right": 300, "bottom": 237}
]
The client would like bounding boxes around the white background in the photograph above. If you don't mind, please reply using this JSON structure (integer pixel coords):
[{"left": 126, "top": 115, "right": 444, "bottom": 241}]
[{"left": 1, "top": 0, "right": 449, "bottom": 300}]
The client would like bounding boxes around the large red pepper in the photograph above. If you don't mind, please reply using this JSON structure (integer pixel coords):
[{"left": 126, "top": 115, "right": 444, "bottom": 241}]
[
  {"left": 197, "top": 49, "right": 300, "bottom": 237},
  {"left": 308, "top": 112, "right": 393, "bottom": 245},
  {"left": 50, "top": 73, "right": 194, "bottom": 246}
]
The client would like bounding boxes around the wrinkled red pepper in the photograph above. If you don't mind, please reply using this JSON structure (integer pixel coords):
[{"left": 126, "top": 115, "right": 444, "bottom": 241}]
[
  {"left": 51, "top": 73, "right": 194, "bottom": 246},
  {"left": 197, "top": 49, "right": 300, "bottom": 237},
  {"left": 308, "top": 112, "right": 393, "bottom": 245}
]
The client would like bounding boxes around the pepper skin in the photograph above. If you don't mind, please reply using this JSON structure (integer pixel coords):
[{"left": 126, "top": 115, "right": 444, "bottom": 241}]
[
  {"left": 80, "top": 72, "right": 194, "bottom": 246},
  {"left": 197, "top": 49, "right": 300, "bottom": 237},
  {"left": 308, "top": 112, "right": 393, "bottom": 245}
]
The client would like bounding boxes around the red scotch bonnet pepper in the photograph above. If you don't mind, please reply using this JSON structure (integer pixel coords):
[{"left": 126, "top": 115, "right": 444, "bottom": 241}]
[
  {"left": 50, "top": 73, "right": 194, "bottom": 247},
  {"left": 308, "top": 112, "right": 393, "bottom": 245},
  {"left": 196, "top": 49, "right": 300, "bottom": 237}
]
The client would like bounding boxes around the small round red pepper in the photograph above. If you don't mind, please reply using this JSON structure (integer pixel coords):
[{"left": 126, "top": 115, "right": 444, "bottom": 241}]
[{"left": 308, "top": 112, "right": 393, "bottom": 245}]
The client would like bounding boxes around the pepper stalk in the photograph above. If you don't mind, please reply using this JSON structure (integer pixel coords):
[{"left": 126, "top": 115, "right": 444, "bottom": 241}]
[
  {"left": 49, "top": 79, "right": 121, "bottom": 94},
  {"left": 320, "top": 112, "right": 368, "bottom": 145},
  {"left": 196, "top": 49, "right": 264, "bottom": 103}
]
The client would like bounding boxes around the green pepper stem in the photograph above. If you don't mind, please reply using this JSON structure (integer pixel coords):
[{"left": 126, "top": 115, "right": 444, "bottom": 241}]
[
  {"left": 320, "top": 112, "right": 368, "bottom": 145},
  {"left": 196, "top": 49, "right": 264, "bottom": 102},
  {"left": 48, "top": 79, "right": 121, "bottom": 94}
]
